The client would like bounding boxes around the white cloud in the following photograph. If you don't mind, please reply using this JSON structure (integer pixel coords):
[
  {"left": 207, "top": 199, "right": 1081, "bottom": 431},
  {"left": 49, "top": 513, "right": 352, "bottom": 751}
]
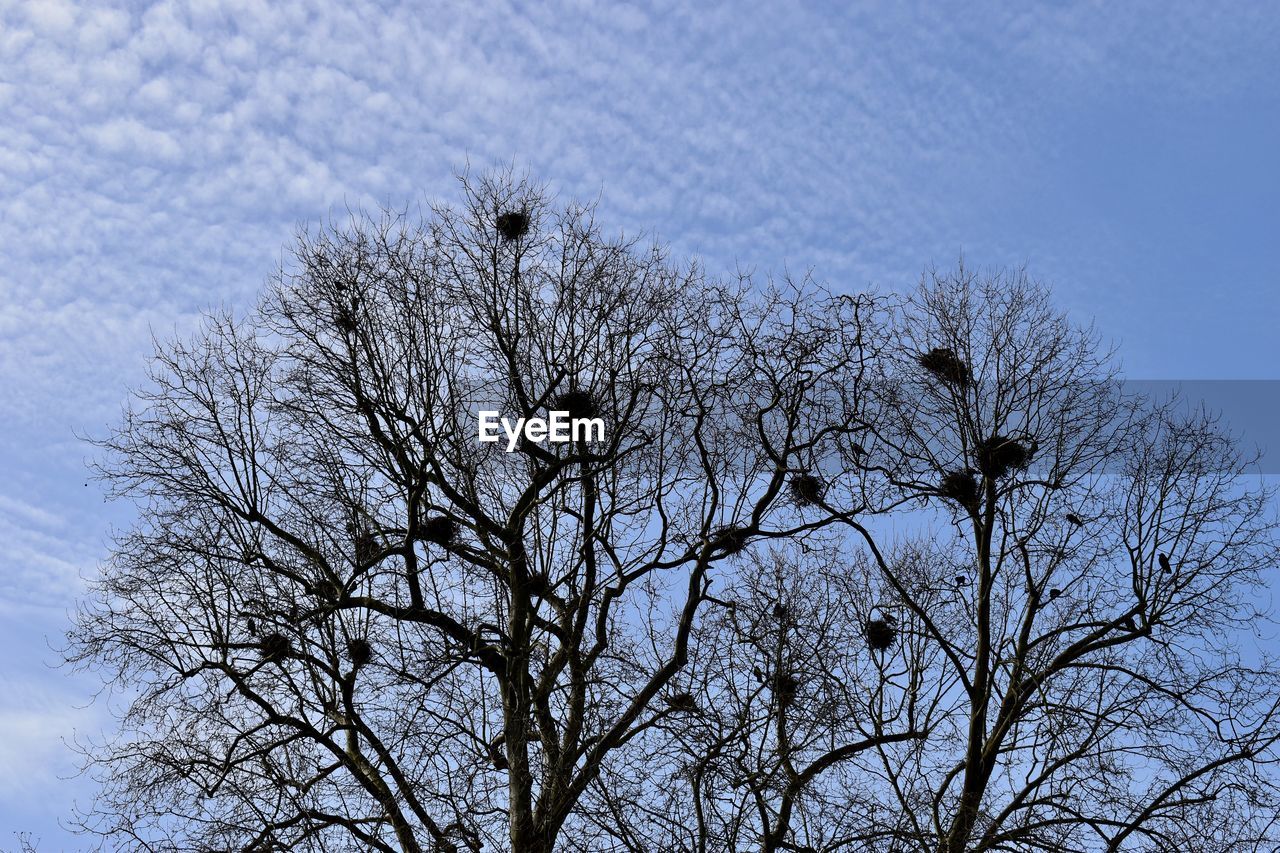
[
  {"left": 87, "top": 117, "right": 182, "bottom": 162},
  {"left": 0, "top": 0, "right": 1271, "bottom": 448},
  {"left": 0, "top": 658, "right": 105, "bottom": 807},
  {"left": 22, "top": 0, "right": 75, "bottom": 37},
  {"left": 0, "top": 0, "right": 1277, "bottom": 843}
]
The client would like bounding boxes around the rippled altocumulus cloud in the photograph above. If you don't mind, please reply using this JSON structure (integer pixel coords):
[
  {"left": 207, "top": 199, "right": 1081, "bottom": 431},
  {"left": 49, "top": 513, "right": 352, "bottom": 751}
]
[{"left": 1, "top": 0, "right": 1277, "bottom": 843}]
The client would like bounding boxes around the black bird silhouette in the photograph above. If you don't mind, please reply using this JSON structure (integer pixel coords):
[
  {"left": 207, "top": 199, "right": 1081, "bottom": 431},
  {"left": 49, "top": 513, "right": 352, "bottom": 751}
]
[
  {"left": 1048, "top": 588, "right": 1061, "bottom": 600},
  {"left": 1159, "top": 553, "right": 1173, "bottom": 574}
]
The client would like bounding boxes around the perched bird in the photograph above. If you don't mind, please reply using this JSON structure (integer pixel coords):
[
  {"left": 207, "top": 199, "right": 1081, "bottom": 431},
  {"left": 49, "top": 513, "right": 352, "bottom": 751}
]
[
  {"left": 955, "top": 575, "right": 968, "bottom": 586},
  {"left": 1159, "top": 553, "right": 1173, "bottom": 574},
  {"left": 1048, "top": 588, "right": 1061, "bottom": 600}
]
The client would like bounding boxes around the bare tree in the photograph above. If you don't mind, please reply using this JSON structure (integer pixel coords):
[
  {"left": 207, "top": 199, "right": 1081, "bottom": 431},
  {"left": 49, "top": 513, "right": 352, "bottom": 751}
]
[
  {"left": 67, "top": 170, "right": 878, "bottom": 852},
  {"left": 634, "top": 265, "right": 1280, "bottom": 852}
]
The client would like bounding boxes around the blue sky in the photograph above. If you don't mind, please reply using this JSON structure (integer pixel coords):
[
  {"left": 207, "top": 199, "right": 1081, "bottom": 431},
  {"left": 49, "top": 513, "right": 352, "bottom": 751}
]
[{"left": 1, "top": 0, "right": 1278, "bottom": 845}]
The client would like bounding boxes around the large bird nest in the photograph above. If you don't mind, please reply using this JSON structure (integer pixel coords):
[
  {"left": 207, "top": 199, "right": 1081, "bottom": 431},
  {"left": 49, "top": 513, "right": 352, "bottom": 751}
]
[
  {"left": 354, "top": 529, "right": 380, "bottom": 564},
  {"left": 419, "top": 515, "right": 457, "bottom": 547},
  {"left": 259, "top": 632, "right": 292, "bottom": 663},
  {"left": 771, "top": 672, "right": 800, "bottom": 705},
  {"left": 524, "top": 570, "right": 553, "bottom": 597},
  {"left": 939, "top": 470, "right": 979, "bottom": 507},
  {"left": 918, "top": 347, "right": 971, "bottom": 387},
  {"left": 334, "top": 307, "right": 356, "bottom": 333},
  {"left": 664, "top": 692, "right": 699, "bottom": 713},
  {"left": 347, "top": 637, "right": 372, "bottom": 668},
  {"left": 496, "top": 209, "right": 531, "bottom": 241},
  {"left": 554, "top": 389, "right": 600, "bottom": 420},
  {"left": 789, "top": 473, "right": 825, "bottom": 507},
  {"left": 313, "top": 579, "right": 345, "bottom": 603},
  {"left": 864, "top": 617, "right": 898, "bottom": 651},
  {"left": 712, "top": 525, "right": 751, "bottom": 556},
  {"left": 974, "top": 434, "right": 1035, "bottom": 479}
]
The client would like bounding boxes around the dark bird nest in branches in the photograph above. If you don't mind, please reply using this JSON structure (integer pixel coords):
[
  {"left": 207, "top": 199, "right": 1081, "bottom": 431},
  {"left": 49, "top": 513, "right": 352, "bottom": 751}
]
[
  {"left": 771, "top": 672, "right": 800, "bottom": 705},
  {"left": 313, "top": 579, "right": 345, "bottom": 603},
  {"left": 259, "top": 632, "right": 292, "bottom": 663},
  {"left": 918, "top": 347, "right": 971, "bottom": 387},
  {"left": 664, "top": 692, "right": 699, "bottom": 713},
  {"left": 864, "top": 617, "right": 898, "bottom": 652},
  {"left": 554, "top": 389, "right": 599, "bottom": 419},
  {"left": 419, "top": 515, "right": 457, "bottom": 547},
  {"left": 789, "top": 473, "right": 825, "bottom": 507},
  {"left": 975, "top": 435, "right": 1035, "bottom": 479},
  {"left": 348, "top": 637, "right": 372, "bottom": 668},
  {"left": 496, "top": 209, "right": 531, "bottom": 241},
  {"left": 334, "top": 307, "right": 356, "bottom": 333},
  {"left": 354, "top": 529, "right": 381, "bottom": 564},
  {"left": 524, "top": 570, "right": 552, "bottom": 597},
  {"left": 1065, "top": 512, "right": 1084, "bottom": 527},
  {"left": 713, "top": 525, "right": 751, "bottom": 556},
  {"left": 939, "top": 470, "right": 979, "bottom": 507}
]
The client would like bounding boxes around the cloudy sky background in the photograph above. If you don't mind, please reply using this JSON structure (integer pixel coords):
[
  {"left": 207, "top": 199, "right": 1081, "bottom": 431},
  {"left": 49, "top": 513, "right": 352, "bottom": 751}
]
[{"left": 2, "top": 0, "right": 1278, "bottom": 845}]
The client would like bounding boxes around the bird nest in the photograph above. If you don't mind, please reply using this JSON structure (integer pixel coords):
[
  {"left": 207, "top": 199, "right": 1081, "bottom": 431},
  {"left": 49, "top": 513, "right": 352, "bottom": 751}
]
[
  {"left": 918, "top": 347, "right": 971, "bottom": 387},
  {"left": 419, "top": 515, "right": 457, "bottom": 547},
  {"left": 313, "top": 579, "right": 344, "bottom": 602},
  {"left": 259, "top": 632, "right": 292, "bottom": 663},
  {"left": 939, "top": 470, "right": 979, "bottom": 507},
  {"left": 664, "top": 692, "right": 699, "bottom": 713},
  {"left": 789, "top": 473, "right": 825, "bottom": 507},
  {"left": 524, "top": 570, "right": 552, "bottom": 597},
  {"left": 354, "top": 530, "right": 380, "bottom": 564},
  {"left": 496, "top": 210, "right": 531, "bottom": 241},
  {"left": 712, "top": 525, "right": 751, "bottom": 556},
  {"left": 554, "top": 389, "right": 599, "bottom": 419},
  {"left": 348, "top": 637, "right": 372, "bottom": 668},
  {"left": 334, "top": 307, "right": 356, "bottom": 333},
  {"left": 974, "top": 435, "right": 1035, "bottom": 479},
  {"left": 863, "top": 617, "right": 898, "bottom": 651},
  {"left": 771, "top": 672, "right": 800, "bottom": 704}
]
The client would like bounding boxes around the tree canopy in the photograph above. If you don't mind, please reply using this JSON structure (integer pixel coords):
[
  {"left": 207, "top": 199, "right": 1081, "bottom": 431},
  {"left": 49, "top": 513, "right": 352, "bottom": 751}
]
[{"left": 70, "top": 171, "right": 1280, "bottom": 853}]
